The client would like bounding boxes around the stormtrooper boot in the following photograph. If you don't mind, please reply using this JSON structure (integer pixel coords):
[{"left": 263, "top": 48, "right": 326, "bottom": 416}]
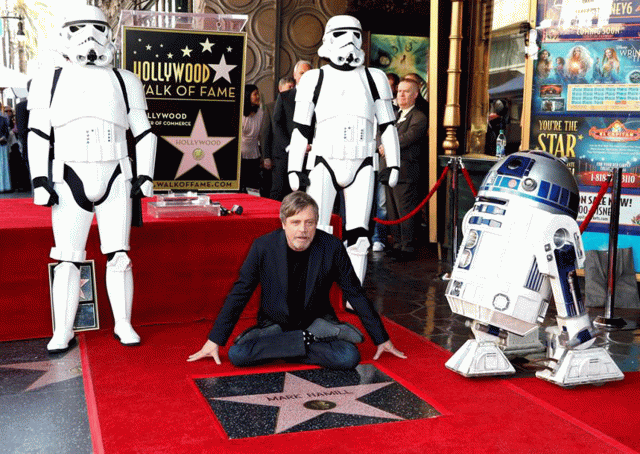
[
  {"left": 48, "top": 262, "right": 81, "bottom": 353},
  {"left": 106, "top": 252, "right": 140, "bottom": 345}
]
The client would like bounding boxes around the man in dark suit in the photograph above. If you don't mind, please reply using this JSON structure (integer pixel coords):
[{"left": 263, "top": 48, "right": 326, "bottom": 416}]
[
  {"left": 188, "top": 191, "right": 405, "bottom": 370},
  {"left": 385, "top": 78, "right": 428, "bottom": 259},
  {"left": 269, "top": 61, "right": 312, "bottom": 200},
  {"left": 261, "top": 77, "right": 295, "bottom": 198}
]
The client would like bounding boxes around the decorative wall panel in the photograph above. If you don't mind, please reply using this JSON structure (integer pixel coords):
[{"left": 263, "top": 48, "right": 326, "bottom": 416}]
[
  {"left": 204, "top": 0, "right": 277, "bottom": 101},
  {"left": 203, "top": 0, "right": 348, "bottom": 102}
]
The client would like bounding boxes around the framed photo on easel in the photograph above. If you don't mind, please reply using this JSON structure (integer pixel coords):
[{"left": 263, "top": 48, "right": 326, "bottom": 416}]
[{"left": 48, "top": 260, "right": 100, "bottom": 332}]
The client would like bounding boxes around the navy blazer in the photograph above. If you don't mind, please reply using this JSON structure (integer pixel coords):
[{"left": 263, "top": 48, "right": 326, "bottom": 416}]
[{"left": 208, "top": 229, "right": 389, "bottom": 346}]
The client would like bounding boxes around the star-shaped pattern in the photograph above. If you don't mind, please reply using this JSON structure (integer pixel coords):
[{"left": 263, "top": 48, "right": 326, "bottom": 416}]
[
  {"left": 213, "top": 372, "right": 402, "bottom": 433},
  {"left": 0, "top": 347, "right": 81, "bottom": 392},
  {"left": 161, "top": 110, "right": 234, "bottom": 179},
  {"left": 208, "top": 55, "right": 236, "bottom": 83},
  {"left": 79, "top": 277, "right": 90, "bottom": 300},
  {"left": 200, "top": 38, "right": 215, "bottom": 52},
  {"left": 182, "top": 46, "right": 192, "bottom": 57}
]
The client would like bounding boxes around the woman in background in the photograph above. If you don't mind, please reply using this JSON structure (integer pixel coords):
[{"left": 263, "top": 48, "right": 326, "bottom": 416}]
[
  {"left": 0, "top": 103, "right": 12, "bottom": 192},
  {"left": 240, "top": 84, "right": 264, "bottom": 193}
]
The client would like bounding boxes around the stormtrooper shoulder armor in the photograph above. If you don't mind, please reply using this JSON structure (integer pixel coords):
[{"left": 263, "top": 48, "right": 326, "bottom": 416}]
[
  {"left": 27, "top": 67, "right": 58, "bottom": 111},
  {"left": 295, "top": 69, "right": 322, "bottom": 103},
  {"left": 368, "top": 68, "right": 394, "bottom": 101},
  {"left": 116, "top": 69, "right": 148, "bottom": 111}
]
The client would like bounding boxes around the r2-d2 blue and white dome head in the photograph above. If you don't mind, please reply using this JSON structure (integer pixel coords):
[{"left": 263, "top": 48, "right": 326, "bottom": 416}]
[
  {"left": 58, "top": 5, "right": 115, "bottom": 67},
  {"left": 479, "top": 150, "right": 579, "bottom": 219},
  {"left": 318, "top": 15, "right": 365, "bottom": 70}
]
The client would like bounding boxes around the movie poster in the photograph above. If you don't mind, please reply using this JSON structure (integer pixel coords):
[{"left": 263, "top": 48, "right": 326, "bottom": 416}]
[
  {"left": 122, "top": 27, "right": 246, "bottom": 192},
  {"left": 369, "top": 33, "right": 429, "bottom": 97},
  {"left": 532, "top": 0, "right": 640, "bottom": 268}
]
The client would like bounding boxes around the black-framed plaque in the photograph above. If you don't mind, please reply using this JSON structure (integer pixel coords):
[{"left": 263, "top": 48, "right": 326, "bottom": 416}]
[
  {"left": 48, "top": 260, "right": 100, "bottom": 332},
  {"left": 122, "top": 26, "right": 247, "bottom": 192}
]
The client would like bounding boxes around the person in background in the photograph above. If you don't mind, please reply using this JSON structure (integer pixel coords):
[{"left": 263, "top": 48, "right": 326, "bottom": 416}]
[
  {"left": 188, "top": 191, "right": 406, "bottom": 369},
  {"left": 0, "top": 103, "right": 12, "bottom": 192},
  {"left": 371, "top": 72, "right": 400, "bottom": 252},
  {"left": 261, "top": 76, "right": 295, "bottom": 198},
  {"left": 270, "top": 60, "right": 312, "bottom": 200},
  {"left": 240, "top": 84, "right": 265, "bottom": 193},
  {"left": 387, "top": 72, "right": 399, "bottom": 99},
  {"left": 15, "top": 97, "right": 31, "bottom": 190},
  {"left": 6, "top": 105, "right": 29, "bottom": 191},
  {"left": 385, "top": 78, "right": 427, "bottom": 260},
  {"left": 403, "top": 72, "right": 428, "bottom": 114}
]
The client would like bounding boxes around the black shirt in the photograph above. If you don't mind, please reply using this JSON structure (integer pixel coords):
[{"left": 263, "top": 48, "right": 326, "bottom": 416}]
[{"left": 286, "top": 246, "right": 311, "bottom": 330}]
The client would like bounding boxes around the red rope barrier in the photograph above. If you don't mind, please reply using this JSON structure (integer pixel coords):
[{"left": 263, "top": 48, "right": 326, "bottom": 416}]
[
  {"left": 459, "top": 165, "right": 478, "bottom": 197},
  {"left": 579, "top": 174, "right": 612, "bottom": 233},
  {"left": 374, "top": 165, "right": 450, "bottom": 225}
]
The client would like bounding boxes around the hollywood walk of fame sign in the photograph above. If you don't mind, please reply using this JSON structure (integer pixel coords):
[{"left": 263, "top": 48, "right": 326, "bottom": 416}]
[
  {"left": 48, "top": 261, "right": 100, "bottom": 332},
  {"left": 194, "top": 364, "right": 440, "bottom": 439},
  {"left": 122, "top": 26, "right": 247, "bottom": 192}
]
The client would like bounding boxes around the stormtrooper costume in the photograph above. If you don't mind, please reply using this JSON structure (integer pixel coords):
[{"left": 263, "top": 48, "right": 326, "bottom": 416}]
[
  {"left": 445, "top": 151, "right": 623, "bottom": 387},
  {"left": 27, "top": 6, "right": 157, "bottom": 353},
  {"left": 287, "top": 15, "right": 400, "bottom": 292}
]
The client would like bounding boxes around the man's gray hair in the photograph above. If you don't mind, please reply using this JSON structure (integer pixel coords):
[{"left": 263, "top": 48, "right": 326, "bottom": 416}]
[
  {"left": 293, "top": 60, "right": 312, "bottom": 74},
  {"left": 280, "top": 191, "right": 319, "bottom": 223},
  {"left": 278, "top": 76, "right": 295, "bottom": 90}
]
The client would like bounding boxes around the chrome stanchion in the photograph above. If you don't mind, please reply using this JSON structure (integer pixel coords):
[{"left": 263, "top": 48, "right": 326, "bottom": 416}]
[
  {"left": 594, "top": 168, "right": 637, "bottom": 330},
  {"left": 450, "top": 158, "right": 460, "bottom": 268}
]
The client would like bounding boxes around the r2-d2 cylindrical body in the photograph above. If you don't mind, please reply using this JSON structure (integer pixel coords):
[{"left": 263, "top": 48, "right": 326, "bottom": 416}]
[{"left": 445, "top": 151, "right": 623, "bottom": 387}]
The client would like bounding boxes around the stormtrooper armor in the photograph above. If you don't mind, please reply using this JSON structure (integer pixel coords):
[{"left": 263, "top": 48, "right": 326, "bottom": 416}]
[
  {"left": 27, "top": 5, "right": 157, "bottom": 353},
  {"left": 288, "top": 15, "right": 400, "bottom": 295},
  {"left": 445, "top": 151, "right": 623, "bottom": 387}
]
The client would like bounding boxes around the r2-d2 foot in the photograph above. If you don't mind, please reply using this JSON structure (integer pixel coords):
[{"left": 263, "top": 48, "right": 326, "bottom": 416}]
[{"left": 535, "top": 326, "right": 623, "bottom": 387}]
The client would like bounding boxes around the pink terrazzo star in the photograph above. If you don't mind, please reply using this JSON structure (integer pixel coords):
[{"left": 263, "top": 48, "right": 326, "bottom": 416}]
[
  {"left": 161, "top": 109, "right": 235, "bottom": 179},
  {"left": 213, "top": 372, "right": 403, "bottom": 433}
]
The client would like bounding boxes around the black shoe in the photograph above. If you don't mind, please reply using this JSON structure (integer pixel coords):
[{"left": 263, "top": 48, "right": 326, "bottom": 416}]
[
  {"left": 47, "top": 337, "right": 77, "bottom": 355},
  {"left": 307, "top": 318, "right": 364, "bottom": 344},
  {"left": 234, "top": 324, "right": 283, "bottom": 345}
]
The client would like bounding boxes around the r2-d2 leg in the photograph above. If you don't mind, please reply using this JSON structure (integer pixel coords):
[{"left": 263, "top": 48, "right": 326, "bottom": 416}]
[
  {"left": 445, "top": 321, "right": 516, "bottom": 377},
  {"left": 534, "top": 229, "right": 623, "bottom": 387}
]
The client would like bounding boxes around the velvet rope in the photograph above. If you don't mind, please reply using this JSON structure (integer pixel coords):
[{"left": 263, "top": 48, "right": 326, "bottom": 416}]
[
  {"left": 579, "top": 173, "right": 612, "bottom": 233},
  {"left": 459, "top": 165, "right": 478, "bottom": 197},
  {"left": 374, "top": 165, "right": 450, "bottom": 225}
]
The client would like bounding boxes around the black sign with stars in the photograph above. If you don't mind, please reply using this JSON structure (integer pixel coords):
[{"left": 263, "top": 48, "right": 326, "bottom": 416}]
[{"left": 122, "top": 27, "right": 247, "bottom": 192}]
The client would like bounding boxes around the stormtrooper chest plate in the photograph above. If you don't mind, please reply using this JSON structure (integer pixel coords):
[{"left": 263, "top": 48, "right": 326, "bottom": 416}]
[
  {"left": 50, "top": 66, "right": 128, "bottom": 128},
  {"left": 314, "top": 68, "right": 374, "bottom": 122}
]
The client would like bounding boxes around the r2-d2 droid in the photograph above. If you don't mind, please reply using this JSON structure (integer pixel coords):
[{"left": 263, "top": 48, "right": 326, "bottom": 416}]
[{"left": 445, "top": 151, "right": 623, "bottom": 387}]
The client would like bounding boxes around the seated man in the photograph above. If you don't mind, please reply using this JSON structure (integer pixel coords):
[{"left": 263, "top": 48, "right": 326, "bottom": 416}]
[{"left": 188, "top": 191, "right": 405, "bottom": 370}]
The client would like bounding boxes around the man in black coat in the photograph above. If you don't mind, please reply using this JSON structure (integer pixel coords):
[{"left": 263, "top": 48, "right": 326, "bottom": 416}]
[
  {"left": 188, "top": 191, "right": 405, "bottom": 370},
  {"left": 385, "top": 78, "right": 428, "bottom": 258},
  {"left": 269, "top": 61, "right": 312, "bottom": 200}
]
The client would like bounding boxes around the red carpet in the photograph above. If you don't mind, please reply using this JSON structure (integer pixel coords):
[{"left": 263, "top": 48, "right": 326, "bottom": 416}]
[{"left": 80, "top": 317, "right": 640, "bottom": 454}]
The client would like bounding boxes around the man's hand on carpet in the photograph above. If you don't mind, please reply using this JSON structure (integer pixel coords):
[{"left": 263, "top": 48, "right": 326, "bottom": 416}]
[
  {"left": 187, "top": 340, "right": 221, "bottom": 364},
  {"left": 373, "top": 340, "right": 406, "bottom": 360}
]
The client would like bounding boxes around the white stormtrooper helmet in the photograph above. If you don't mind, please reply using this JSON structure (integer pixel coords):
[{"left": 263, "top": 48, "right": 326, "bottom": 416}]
[
  {"left": 58, "top": 5, "right": 115, "bottom": 67},
  {"left": 318, "top": 15, "right": 365, "bottom": 70}
]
